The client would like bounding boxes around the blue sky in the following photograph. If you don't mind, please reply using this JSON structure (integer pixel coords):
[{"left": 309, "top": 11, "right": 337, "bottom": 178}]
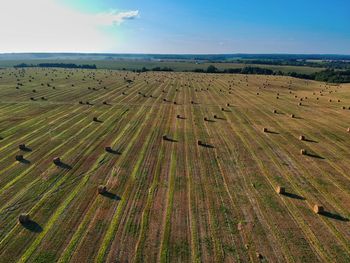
[{"left": 1, "top": 0, "right": 349, "bottom": 54}]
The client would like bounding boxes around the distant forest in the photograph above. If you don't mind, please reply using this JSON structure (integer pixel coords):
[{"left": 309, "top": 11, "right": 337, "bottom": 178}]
[
  {"left": 133, "top": 65, "right": 350, "bottom": 83},
  {"left": 14, "top": 63, "right": 97, "bottom": 69},
  {"left": 190, "top": 65, "right": 350, "bottom": 83}
]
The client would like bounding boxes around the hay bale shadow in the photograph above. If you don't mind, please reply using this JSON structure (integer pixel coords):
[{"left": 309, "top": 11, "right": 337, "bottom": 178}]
[
  {"left": 55, "top": 161, "right": 72, "bottom": 170},
  {"left": 20, "top": 146, "right": 32, "bottom": 152},
  {"left": 282, "top": 192, "right": 305, "bottom": 200},
  {"left": 320, "top": 211, "right": 348, "bottom": 222},
  {"left": 106, "top": 148, "right": 122, "bottom": 155},
  {"left": 199, "top": 143, "right": 214, "bottom": 149},
  {"left": 305, "top": 139, "right": 318, "bottom": 143},
  {"left": 205, "top": 119, "right": 216, "bottom": 123},
  {"left": 266, "top": 130, "right": 279, "bottom": 135},
  {"left": 21, "top": 220, "right": 43, "bottom": 233},
  {"left": 101, "top": 191, "right": 121, "bottom": 201},
  {"left": 306, "top": 153, "right": 325, "bottom": 159},
  {"left": 18, "top": 158, "right": 31, "bottom": 164},
  {"left": 215, "top": 117, "right": 227, "bottom": 121},
  {"left": 164, "top": 137, "right": 178, "bottom": 143}
]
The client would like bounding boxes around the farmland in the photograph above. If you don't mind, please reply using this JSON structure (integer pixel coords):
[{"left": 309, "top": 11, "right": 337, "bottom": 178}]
[
  {"left": 0, "top": 67, "right": 349, "bottom": 262},
  {"left": 0, "top": 59, "right": 325, "bottom": 74}
]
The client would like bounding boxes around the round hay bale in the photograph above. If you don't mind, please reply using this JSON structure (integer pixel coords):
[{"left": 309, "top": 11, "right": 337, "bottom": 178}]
[
  {"left": 93, "top": 117, "right": 98, "bottom": 122},
  {"left": 273, "top": 109, "right": 277, "bottom": 114},
  {"left": 313, "top": 205, "right": 324, "bottom": 214},
  {"left": 19, "top": 144, "right": 26, "bottom": 150},
  {"left": 256, "top": 252, "right": 263, "bottom": 259},
  {"left": 197, "top": 140, "right": 202, "bottom": 146},
  {"left": 347, "top": 128, "right": 350, "bottom": 133},
  {"left": 263, "top": 128, "right": 268, "bottom": 133},
  {"left": 98, "top": 185, "right": 107, "bottom": 194},
  {"left": 18, "top": 213, "right": 30, "bottom": 224},
  {"left": 53, "top": 157, "right": 61, "bottom": 165},
  {"left": 300, "top": 149, "right": 306, "bottom": 155},
  {"left": 105, "top": 146, "right": 112, "bottom": 152},
  {"left": 16, "top": 155, "right": 23, "bottom": 161},
  {"left": 299, "top": 135, "right": 305, "bottom": 141},
  {"left": 290, "top": 114, "right": 295, "bottom": 118},
  {"left": 276, "top": 186, "right": 285, "bottom": 194}
]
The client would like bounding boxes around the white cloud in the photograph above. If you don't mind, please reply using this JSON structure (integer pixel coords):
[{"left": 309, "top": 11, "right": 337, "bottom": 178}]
[
  {"left": 94, "top": 10, "right": 139, "bottom": 26},
  {"left": 0, "top": 0, "right": 139, "bottom": 53}
]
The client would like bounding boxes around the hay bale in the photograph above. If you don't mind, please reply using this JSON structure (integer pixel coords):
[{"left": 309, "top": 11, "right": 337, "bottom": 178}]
[
  {"left": 300, "top": 149, "right": 306, "bottom": 155},
  {"left": 263, "top": 128, "right": 268, "bottom": 133},
  {"left": 105, "top": 146, "right": 112, "bottom": 152},
  {"left": 16, "top": 155, "right": 23, "bottom": 161},
  {"left": 53, "top": 157, "right": 61, "bottom": 165},
  {"left": 214, "top": 115, "right": 218, "bottom": 119},
  {"left": 313, "top": 205, "right": 324, "bottom": 214},
  {"left": 273, "top": 109, "right": 277, "bottom": 114},
  {"left": 276, "top": 186, "right": 285, "bottom": 194},
  {"left": 162, "top": 135, "right": 169, "bottom": 141},
  {"left": 93, "top": 117, "right": 98, "bottom": 122},
  {"left": 299, "top": 135, "right": 305, "bottom": 141},
  {"left": 197, "top": 140, "right": 202, "bottom": 146},
  {"left": 290, "top": 114, "right": 295, "bottom": 118},
  {"left": 256, "top": 252, "right": 263, "bottom": 259},
  {"left": 18, "top": 213, "right": 30, "bottom": 224},
  {"left": 19, "top": 144, "right": 26, "bottom": 150},
  {"left": 347, "top": 128, "right": 350, "bottom": 132},
  {"left": 98, "top": 185, "right": 107, "bottom": 194}
]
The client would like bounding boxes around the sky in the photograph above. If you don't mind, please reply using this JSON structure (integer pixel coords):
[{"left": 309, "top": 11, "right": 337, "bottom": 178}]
[{"left": 0, "top": 0, "right": 349, "bottom": 54}]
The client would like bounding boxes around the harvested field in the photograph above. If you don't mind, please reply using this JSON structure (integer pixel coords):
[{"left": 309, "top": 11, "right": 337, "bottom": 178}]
[{"left": 0, "top": 68, "right": 349, "bottom": 262}]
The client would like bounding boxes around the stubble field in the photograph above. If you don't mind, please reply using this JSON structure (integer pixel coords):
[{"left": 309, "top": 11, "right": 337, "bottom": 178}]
[{"left": 0, "top": 68, "right": 349, "bottom": 262}]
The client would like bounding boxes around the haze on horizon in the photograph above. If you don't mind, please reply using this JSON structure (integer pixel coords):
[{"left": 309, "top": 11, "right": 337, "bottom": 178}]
[{"left": 0, "top": 0, "right": 349, "bottom": 54}]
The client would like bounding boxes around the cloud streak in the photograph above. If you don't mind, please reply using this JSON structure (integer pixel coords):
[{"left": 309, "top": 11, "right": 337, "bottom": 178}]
[{"left": 94, "top": 10, "right": 140, "bottom": 26}]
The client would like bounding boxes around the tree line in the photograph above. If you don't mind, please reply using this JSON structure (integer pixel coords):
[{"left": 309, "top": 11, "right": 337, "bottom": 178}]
[
  {"left": 14, "top": 63, "right": 97, "bottom": 69},
  {"left": 190, "top": 65, "right": 350, "bottom": 83}
]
